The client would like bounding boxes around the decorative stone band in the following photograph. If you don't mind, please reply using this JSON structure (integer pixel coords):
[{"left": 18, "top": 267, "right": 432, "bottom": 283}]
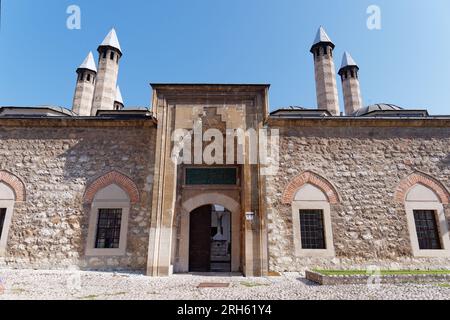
[
  {"left": 394, "top": 171, "right": 450, "bottom": 204},
  {"left": 83, "top": 170, "right": 140, "bottom": 204},
  {"left": 0, "top": 170, "right": 26, "bottom": 202},
  {"left": 281, "top": 171, "right": 340, "bottom": 204}
]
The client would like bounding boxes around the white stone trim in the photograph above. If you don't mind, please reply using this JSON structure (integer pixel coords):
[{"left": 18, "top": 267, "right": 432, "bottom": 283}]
[
  {"left": 405, "top": 201, "right": 450, "bottom": 258},
  {"left": 292, "top": 201, "right": 335, "bottom": 257},
  {"left": 85, "top": 185, "right": 131, "bottom": 257}
]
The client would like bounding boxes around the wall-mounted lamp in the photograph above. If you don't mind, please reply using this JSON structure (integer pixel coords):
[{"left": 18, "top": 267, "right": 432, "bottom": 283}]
[{"left": 245, "top": 212, "right": 256, "bottom": 222}]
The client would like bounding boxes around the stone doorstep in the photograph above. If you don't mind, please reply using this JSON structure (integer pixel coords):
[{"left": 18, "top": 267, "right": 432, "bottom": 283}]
[{"left": 305, "top": 270, "right": 450, "bottom": 286}]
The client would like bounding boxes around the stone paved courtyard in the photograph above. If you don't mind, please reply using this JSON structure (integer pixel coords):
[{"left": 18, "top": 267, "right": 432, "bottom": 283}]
[{"left": 0, "top": 269, "right": 448, "bottom": 300}]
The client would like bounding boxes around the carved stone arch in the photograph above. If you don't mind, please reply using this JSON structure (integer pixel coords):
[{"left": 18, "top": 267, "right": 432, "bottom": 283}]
[
  {"left": 181, "top": 193, "right": 240, "bottom": 215},
  {"left": 83, "top": 170, "right": 140, "bottom": 204},
  {"left": 281, "top": 171, "right": 340, "bottom": 204},
  {"left": 394, "top": 171, "right": 449, "bottom": 204},
  {"left": 0, "top": 170, "right": 26, "bottom": 202}
]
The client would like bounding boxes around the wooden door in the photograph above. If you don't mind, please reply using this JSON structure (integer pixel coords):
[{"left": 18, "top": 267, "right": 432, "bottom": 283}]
[{"left": 189, "top": 205, "right": 212, "bottom": 272}]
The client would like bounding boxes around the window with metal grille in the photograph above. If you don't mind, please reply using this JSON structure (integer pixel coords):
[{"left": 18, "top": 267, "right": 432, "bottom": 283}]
[
  {"left": 413, "top": 210, "right": 442, "bottom": 250},
  {"left": 0, "top": 208, "right": 6, "bottom": 239},
  {"left": 95, "top": 209, "right": 122, "bottom": 249},
  {"left": 299, "top": 210, "right": 326, "bottom": 249}
]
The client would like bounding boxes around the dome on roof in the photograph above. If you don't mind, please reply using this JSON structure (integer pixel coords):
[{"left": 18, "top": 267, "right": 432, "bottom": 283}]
[{"left": 353, "top": 103, "right": 403, "bottom": 116}]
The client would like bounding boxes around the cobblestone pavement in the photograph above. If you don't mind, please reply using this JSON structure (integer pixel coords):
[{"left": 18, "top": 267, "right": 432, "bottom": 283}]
[{"left": 0, "top": 269, "right": 448, "bottom": 300}]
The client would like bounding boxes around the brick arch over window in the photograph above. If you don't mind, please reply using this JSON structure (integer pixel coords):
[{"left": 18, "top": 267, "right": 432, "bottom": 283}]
[
  {"left": 83, "top": 171, "right": 140, "bottom": 204},
  {"left": 394, "top": 171, "right": 450, "bottom": 204},
  {"left": 281, "top": 171, "right": 340, "bottom": 204},
  {"left": 0, "top": 170, "right": 26, "bottom": 202}
]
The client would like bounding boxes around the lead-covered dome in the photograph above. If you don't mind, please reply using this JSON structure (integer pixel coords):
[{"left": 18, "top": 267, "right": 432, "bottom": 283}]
[{"left": 353, "top": 104, "right": 403, "bottom": 116}]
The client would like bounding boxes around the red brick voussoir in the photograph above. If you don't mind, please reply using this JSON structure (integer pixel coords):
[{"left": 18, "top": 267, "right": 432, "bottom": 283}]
[
  {"left": 281, "top": 171, "right": 340, "bottom": 204},
  {"left": 0, "top": 170, "right": 26, "bottom": 202},
  {"left": 83, "top": 170, "right": 140, "bottom": 204},
  {"left": 394, "top": 171, "right": 450, "bottom": 204}
]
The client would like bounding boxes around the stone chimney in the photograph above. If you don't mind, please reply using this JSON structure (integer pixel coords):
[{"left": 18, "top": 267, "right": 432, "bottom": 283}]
[
  {"left": 310, "top": 26, "right": 340, "bottom": 116},
  {"left": 91, "top": 28, "right": 122, "bottom": 116},
  {"left": 72, "top": 52, "right": 97, "bottom": 116},
  {"left": 338, "top": 52, "right": 362, "bottom": 115}
]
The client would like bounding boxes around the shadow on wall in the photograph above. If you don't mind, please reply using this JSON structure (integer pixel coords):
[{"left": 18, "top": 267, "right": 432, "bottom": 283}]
[{"left": 438, "top": 153, "right": 450, "bottom": 170}]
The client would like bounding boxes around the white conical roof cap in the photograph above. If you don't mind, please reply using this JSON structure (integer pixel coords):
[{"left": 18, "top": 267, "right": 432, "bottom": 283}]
[
  {"left": 100, "top": 28, "right": 122, "bottom": 53},
  {"left": 312, "top": 26, "right": 333, "bottom": 46},
  {"left": 115, "top": 86, "right": 124, "bottom": 104},
  {"left": 341, "top": 52, "right": 358, "bottom": 69},
  {"left": 78, "top": 52, "right": 97, "bottom": 72}
]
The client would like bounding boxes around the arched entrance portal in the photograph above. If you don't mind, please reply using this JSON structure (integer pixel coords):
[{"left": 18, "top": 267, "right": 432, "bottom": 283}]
[
  {"left": 189, "top": 205, "right": 232, "bottom": 272},
  {"left": 177, "top": 193, "right": 241, "bottom": 273}
]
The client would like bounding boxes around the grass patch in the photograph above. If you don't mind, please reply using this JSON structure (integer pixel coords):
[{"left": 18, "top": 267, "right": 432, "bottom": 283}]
[
  {"left": 436, "top": 283, "right": 450, "bottom": 288},
  {"left": 240, "top": 281, "right": 270, "bottom": 288},
  {"left": 313, "top": 269, "right": 450, "bottom": 276}
]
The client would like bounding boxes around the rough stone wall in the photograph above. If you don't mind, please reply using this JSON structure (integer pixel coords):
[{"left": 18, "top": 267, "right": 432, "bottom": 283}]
[
  {"left": 0, "top": 124, "right": 155, "bottom": 272},
  {"left": 266, "top": 125, "right": 450, "bottom": 272}
]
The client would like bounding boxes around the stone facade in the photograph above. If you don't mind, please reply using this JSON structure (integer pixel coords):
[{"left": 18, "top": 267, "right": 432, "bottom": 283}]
[
  {"left": 147, "top": 85, "right": 269, "bottom": 277},
  {"left": 0, "top": 119, "right": 156, "bottom": 271},
  {"left": 0, "top": 89, "right": 449, "bottom": 277},
  {"left": 265, "top": 119, "right": 450, "bottom": 272}
]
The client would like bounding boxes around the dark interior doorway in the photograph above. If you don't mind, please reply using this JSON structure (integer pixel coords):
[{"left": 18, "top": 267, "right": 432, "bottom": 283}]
[{"left": 189, "top": 204, "right": 231, "bottom": 272}]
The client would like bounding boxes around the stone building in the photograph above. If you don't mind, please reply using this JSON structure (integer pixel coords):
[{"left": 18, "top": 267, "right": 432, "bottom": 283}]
[{"left": 0, "top": 27, "right": 449, "bottom": 276}]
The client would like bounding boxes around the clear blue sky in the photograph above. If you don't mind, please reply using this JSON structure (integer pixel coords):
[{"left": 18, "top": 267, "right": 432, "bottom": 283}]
[{"left": 1, "top": 0, "right": 449, "bottom": 114}]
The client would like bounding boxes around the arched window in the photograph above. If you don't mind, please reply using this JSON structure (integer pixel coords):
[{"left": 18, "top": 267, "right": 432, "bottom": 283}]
[
  {"left": 84, "top": 171, "right": 139, "bottom": 257},
  {"left": 404, "top": 184, "right": 450, "bottom": 257},
  {"left": 291, "top": 183, "right": 336, "bottom": 258}
]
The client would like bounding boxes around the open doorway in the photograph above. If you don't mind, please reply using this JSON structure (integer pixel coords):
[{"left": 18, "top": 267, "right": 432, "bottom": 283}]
[{"left": 189, "top": 204, "right": 231, "bottom": 272}]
